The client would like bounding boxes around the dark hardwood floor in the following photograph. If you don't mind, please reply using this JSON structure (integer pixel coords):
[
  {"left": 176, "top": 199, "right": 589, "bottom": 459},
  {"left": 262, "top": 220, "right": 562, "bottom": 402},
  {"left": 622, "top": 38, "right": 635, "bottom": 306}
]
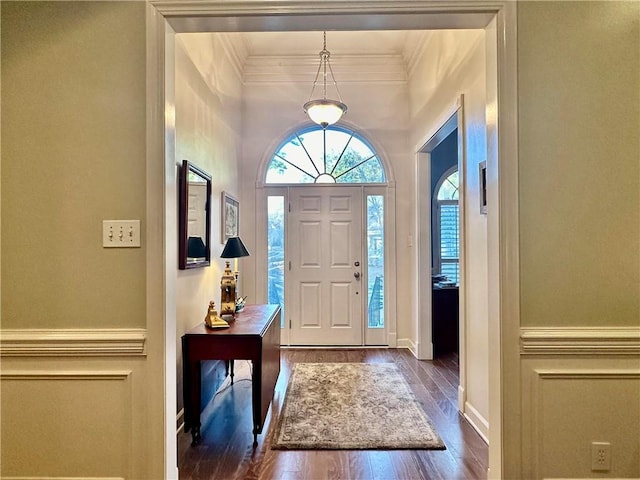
[{"left": 178, "top": 349, "right": 488, "bottom": 480}]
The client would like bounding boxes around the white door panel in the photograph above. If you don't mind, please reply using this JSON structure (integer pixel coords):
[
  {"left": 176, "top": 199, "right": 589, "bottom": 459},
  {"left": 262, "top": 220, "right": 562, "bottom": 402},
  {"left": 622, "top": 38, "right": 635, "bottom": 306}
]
[{"left": 289, "top": 187, "right": 363, "bottom": 345}]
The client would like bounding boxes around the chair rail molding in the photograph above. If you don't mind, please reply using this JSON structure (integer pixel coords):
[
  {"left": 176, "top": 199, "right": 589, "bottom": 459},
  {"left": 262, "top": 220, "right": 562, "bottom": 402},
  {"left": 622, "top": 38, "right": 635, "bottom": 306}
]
[
  {"left": 520, "top": 326, "right": 640, "bottom": 355},
  {"left": 0, "top": 328, "right": 147, "bottom": 357}
]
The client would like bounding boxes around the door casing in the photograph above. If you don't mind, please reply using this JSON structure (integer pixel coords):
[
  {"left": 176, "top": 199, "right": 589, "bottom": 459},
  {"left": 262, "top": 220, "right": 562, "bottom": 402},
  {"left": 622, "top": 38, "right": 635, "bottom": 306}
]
[{"left": 147, "top": 2, "right": 520, "bottom": 478}]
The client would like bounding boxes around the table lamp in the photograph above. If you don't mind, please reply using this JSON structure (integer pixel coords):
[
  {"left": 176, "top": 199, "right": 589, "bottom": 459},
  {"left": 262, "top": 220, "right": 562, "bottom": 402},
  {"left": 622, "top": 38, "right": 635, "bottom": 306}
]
[
  {"left": 187, "top": 236, "right": 206, "bottom": 260},
  {"left": 220, "top": 236, "right": 250, "bottom": 316}
]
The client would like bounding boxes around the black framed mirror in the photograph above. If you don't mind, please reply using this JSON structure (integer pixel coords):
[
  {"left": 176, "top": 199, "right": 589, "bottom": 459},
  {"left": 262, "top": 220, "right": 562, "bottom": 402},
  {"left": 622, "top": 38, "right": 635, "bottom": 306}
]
[{"left": 179, "top": 160, "right": 212, "bottom": 269}]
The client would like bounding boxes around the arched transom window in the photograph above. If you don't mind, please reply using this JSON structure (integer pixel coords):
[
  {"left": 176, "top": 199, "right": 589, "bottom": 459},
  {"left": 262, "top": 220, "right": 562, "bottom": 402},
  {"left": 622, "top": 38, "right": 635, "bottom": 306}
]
[
  {"left": 265, "top": 125, "right": 386, "bottom": 184},
  {"left": 437, "top": 170, "right": 459, "bottom": 200},
  {"left": 435, "top": 168, "right": 459, "bottom": 284}
]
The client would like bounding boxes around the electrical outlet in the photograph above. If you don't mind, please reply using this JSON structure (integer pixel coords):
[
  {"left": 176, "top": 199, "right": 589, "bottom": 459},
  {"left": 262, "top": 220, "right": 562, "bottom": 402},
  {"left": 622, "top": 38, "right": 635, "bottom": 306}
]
[
  {"left": 103, "top": 220, "right": 141, "bottom": 248},
  {"left": 591, "top": 442, "right": 611, "bottom": 471}
]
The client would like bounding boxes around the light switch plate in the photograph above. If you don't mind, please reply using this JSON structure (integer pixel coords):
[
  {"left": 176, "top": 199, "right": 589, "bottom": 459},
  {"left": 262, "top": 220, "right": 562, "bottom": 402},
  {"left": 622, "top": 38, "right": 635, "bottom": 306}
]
[{"left": 103, "top": 220, "right": 141, "bottom": 247}]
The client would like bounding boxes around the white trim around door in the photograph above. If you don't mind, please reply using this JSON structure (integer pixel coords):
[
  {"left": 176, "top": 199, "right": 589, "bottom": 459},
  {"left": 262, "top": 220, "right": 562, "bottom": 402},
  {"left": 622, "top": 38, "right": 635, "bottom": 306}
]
[{"left": 147, "top": 2, "right": 519, "bottom": 478}]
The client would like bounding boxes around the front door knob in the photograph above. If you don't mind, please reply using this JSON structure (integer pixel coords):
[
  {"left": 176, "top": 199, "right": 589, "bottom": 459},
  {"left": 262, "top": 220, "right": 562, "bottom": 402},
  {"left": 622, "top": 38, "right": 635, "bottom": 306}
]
[{"left": 354, "top": 271, "right": 361, "bottom": 279}]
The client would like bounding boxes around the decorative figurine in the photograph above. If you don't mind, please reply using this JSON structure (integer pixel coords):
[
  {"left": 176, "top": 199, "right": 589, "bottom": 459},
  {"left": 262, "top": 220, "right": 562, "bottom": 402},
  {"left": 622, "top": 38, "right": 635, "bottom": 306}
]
[
  {"left": 235, "top": 295, "right": 247, "bottom": 313},
  {"left": 204, "top": 301, "right": 229, "bottom": 328}
]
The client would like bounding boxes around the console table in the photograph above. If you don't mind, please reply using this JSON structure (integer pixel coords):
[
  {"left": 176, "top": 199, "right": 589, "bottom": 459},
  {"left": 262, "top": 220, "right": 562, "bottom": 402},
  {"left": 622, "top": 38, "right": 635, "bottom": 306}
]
[{"left": 182, "top": 304, "right": 281, "bottom": 446}]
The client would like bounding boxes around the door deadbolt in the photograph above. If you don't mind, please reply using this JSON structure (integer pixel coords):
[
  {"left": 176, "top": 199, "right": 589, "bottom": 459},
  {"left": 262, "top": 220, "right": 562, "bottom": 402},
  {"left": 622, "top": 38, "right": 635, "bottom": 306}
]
[{"left": 354, "top": 261, "right": 360, "bottom": 267}]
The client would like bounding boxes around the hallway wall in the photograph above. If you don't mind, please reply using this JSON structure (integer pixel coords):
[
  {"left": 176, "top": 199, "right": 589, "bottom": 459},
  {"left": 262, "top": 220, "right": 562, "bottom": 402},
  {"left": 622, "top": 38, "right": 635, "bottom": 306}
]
[
  {"left": 408, "top": 29, "right": 490, "bottom": 439},
  {"left": 517, "top": 2, "right": 640, "bottom": 477},
  {"left": 174, "top": 35, "right": 242, "bottom": 415},
  {"left": 1, "top": 2, "right": 156, "bottom": 478}
]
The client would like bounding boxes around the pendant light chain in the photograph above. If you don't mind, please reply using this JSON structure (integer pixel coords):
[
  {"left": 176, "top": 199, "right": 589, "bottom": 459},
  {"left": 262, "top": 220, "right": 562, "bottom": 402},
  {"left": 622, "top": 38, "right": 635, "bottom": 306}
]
[
  {"left": 322, "top": 31, "right": 328, "bottom": 100},
  {"left": 303, "top": 31, "right": 348, "bottom": 128}
]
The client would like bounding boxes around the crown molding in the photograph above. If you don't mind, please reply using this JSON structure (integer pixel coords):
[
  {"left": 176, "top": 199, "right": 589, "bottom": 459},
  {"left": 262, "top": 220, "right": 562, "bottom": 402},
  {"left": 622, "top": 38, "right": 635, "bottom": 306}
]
[
  {"left": 404, "top": 31, "right": 431, "bottom": 78},
  {"left": 243, "top": 54, "right": 407, "bottom": 84},
  {"left": 218, "top": 33, "right": 249, "bottom": 81},
  {"left": 520, "top": 327, "right": 640, "bottom": 356},
  {"left": 0, "top": 328, "right": 147, "bottom": 357}
]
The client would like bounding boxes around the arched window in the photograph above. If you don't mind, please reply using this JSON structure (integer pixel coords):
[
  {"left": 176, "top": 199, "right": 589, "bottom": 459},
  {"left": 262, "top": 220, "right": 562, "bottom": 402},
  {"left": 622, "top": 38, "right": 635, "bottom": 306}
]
[
  {"left": 435, "top": 168, "right": 459, "bottom": 284},
  {"left": 437, "top": 170, "right": 459, "bottom": 201},
  {"left": 265, "top": 125, "right": 386, "bottom": 184}
]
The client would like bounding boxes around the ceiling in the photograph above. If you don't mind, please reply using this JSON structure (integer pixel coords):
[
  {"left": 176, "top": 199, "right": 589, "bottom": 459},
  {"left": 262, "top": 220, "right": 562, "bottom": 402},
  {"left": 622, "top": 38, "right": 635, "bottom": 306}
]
[
  {"left": 179, "top": 29, "right": 482, "bottom": 87},
  {"left": 180, "top": 30, "right": 432, "bottom": 82},
  {"left": 237, "top": 31, "right": 420, "bottom": 58}
]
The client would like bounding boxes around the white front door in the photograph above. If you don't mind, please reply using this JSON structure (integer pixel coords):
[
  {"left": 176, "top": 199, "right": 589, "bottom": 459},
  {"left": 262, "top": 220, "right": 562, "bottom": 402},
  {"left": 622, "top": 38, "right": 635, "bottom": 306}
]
[{"left": 288, "top": 186, "right": 363, "bottom": 345}]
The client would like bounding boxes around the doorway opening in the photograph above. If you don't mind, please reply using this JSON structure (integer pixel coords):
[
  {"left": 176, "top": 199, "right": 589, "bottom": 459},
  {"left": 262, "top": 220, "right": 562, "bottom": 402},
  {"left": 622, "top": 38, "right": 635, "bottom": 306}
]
[
  {"left": 147, "top": 3, "right": 520, "bottom": 477},
  {"left": 417, "top": 106, "right": 463, "bottom": 363}
]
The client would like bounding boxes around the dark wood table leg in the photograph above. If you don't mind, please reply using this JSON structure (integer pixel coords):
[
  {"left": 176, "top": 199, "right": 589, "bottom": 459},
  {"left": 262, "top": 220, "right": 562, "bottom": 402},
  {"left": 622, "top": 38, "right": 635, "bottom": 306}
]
[
  {"left": 188, "top": 359, "right": 202, "bottom": 445},
  {"left": 225, "top": 360, "right": 235, "bottom": 385},
  {"left": 251, "top": 359, "right": 261, "bottom": 447},
  {"left": 182, "top": 336, "right": 191, "bottom": 433}
]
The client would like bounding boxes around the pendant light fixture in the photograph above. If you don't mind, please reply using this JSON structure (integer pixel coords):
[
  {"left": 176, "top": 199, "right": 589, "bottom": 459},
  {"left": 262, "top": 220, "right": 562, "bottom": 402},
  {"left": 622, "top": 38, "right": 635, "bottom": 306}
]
[{"left": 303, "top": 31, "right": 347, "bottom": 128}]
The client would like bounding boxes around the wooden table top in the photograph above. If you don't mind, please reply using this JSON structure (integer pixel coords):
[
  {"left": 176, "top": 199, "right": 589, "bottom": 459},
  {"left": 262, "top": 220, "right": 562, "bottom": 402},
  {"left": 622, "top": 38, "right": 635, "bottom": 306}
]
[{"left": 184, "top": 304, "right": 280, "bottom": 337}]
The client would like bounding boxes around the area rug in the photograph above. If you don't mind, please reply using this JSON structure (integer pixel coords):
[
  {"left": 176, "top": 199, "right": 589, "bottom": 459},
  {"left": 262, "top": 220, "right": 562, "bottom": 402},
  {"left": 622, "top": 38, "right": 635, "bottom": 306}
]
[{"left": 271, "top": 363, "right": 446, "bottom": 450}]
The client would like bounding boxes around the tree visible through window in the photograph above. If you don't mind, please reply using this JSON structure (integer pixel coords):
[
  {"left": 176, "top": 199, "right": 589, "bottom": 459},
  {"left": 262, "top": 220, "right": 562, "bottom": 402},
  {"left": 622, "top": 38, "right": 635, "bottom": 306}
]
[
  {"left": 265, "top": 125, "right": 386, "bottom": 184},
  {"left": 436, "top": 170, "right": 459, "bottom": 284}
]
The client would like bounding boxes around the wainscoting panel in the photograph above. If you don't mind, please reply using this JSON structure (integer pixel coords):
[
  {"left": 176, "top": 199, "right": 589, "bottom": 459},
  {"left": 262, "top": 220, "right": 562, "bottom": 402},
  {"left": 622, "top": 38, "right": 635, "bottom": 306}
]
[
  {"left": 0, "top": 370, "right": 133, "bottom": 479},
  {"left": 521, "top": 358, "right": 640, "bottom": 479},
  {"left": 0, "top": 327, "right": 152, "bottom": 479}
]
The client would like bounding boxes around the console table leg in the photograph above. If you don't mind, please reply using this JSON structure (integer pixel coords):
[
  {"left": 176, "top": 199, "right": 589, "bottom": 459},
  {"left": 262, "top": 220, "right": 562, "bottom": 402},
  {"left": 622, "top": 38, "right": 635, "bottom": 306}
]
[
  {"left": 191, "top": 426, "right": 202, "bottom": 446},
  {"left": 225, "top": 360, "right": 235, "bottom": 385}
]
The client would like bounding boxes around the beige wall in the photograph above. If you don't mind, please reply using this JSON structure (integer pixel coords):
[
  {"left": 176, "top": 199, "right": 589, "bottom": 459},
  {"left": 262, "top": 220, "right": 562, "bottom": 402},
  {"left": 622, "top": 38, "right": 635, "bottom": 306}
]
[
  {"left": 2, "top": 2, "right": 639, "bottom": 478},
  {"left": 517, "top": 2, "right": 640, "bottom": 478},
  {"left": 1, "top": 1, "right": 146, "bottom": 330},
  {"left": 1, "top": 2, "right": 157, "bottom": 478},
  {"left": 174, "top": 34, "right": 242, "bottom": 414},
  {"left": 518, "top": 1, "right": 640, "bottom": 328}
]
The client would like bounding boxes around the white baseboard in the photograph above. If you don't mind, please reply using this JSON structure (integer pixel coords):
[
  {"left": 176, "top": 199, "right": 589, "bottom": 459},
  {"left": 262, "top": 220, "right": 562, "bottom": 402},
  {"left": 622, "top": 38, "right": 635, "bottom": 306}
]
[
  {"left": 415, "top": 341, "right": 433, "bottom": 360},
  {"left": 463, "top": 400, "right": 489, "bottom": 444},
  {"left": 396, "top": 337, "right": 418, "bottom": 357},
  {"left": 457, "top": 384, "right": 465, "bottom": 412}
]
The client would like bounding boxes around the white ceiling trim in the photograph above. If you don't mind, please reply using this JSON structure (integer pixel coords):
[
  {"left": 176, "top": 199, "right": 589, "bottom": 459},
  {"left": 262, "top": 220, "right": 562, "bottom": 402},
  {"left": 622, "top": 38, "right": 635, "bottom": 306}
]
[
  {"left": 404, "top": 31, "right": 432, "bottom": 78},
  {"left": 217, "top": 34, "right": 250, "bottom": 80},
  {"left": 243, "top": 54, "right": 407, "bottom": 84}
]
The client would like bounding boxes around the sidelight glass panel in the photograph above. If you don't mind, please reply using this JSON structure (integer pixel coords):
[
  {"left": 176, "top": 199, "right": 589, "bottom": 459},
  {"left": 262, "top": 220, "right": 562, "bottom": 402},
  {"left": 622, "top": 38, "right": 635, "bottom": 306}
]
[
  {"left": 367, "top": 195, "right": 384, "bottom": 328},
  {"left": 267, "top": 196, "right": 285, "bottom": 327}
]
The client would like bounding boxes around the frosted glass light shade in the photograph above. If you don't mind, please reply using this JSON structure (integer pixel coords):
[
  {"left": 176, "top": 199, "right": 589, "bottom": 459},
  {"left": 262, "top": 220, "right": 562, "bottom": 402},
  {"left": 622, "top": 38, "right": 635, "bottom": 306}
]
[{"left": 304, "top": 99, "right": 347, "bottom": 128}]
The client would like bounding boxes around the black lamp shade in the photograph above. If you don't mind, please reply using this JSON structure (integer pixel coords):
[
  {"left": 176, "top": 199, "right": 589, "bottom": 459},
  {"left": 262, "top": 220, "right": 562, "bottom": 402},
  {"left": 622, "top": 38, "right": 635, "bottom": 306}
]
[
  {"left": 187, "top": 236, "right": 207, "bottom": 258},
  {"left": 220, "top": 236, "right": 250, "bottom": 259}
]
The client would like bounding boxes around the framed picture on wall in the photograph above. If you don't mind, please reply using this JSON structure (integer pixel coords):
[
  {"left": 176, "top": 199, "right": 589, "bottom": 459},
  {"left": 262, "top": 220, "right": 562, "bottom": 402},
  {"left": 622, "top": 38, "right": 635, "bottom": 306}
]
[
  {"left": 221, "top": 191, "right": 239, "bottom": 243},
  {"left": 479, "top": 161, "right": 487, "bottom": 214}
]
